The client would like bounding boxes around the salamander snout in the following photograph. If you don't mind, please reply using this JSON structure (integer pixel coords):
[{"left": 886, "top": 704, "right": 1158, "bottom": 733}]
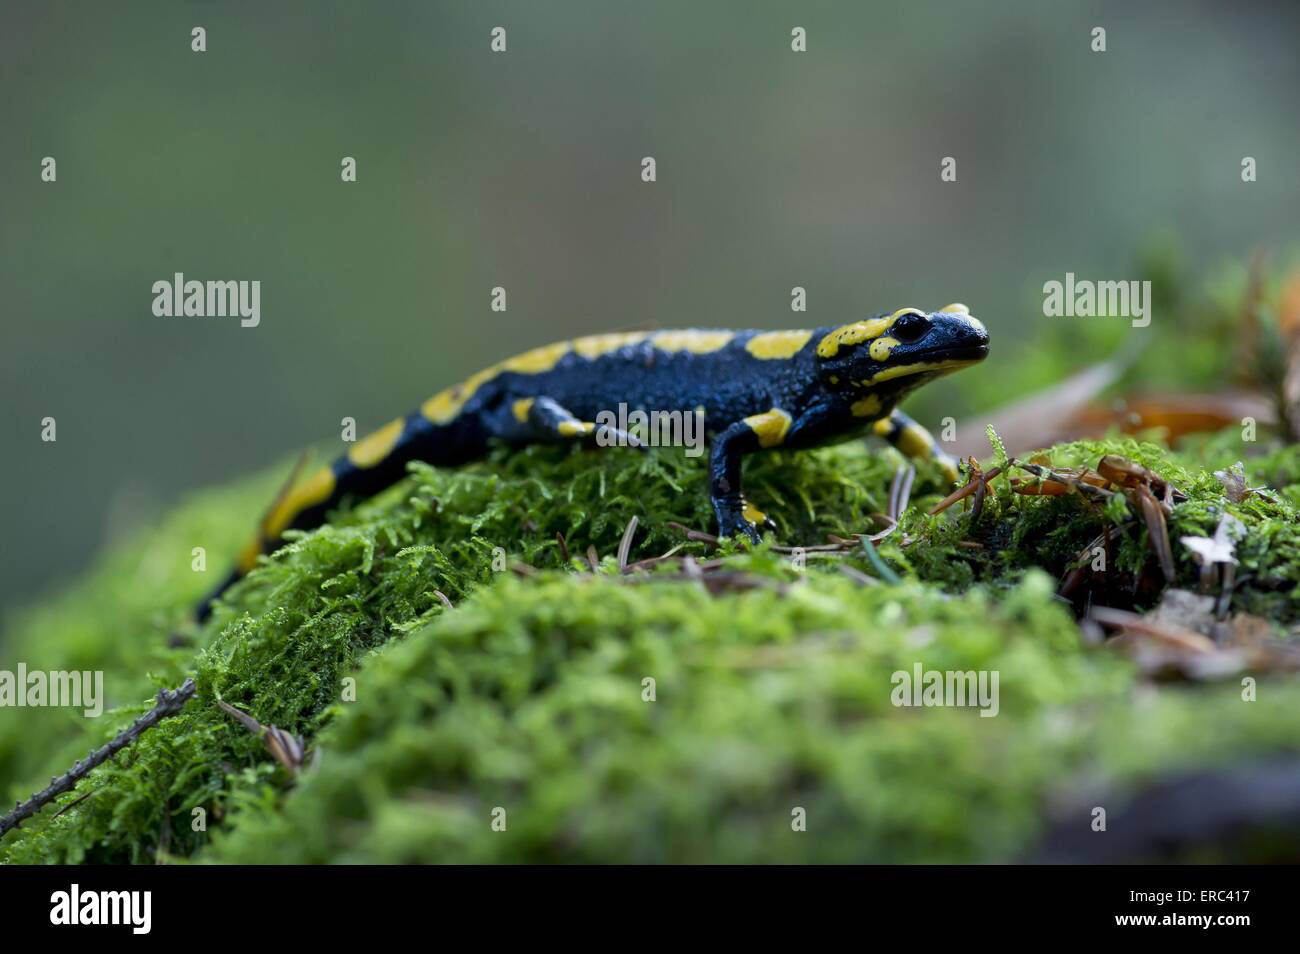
[{"left": 922, "top": 304, "right": 989, "bottom": 363}]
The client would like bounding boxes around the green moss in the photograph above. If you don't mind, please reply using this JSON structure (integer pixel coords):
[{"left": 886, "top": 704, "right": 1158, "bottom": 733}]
[{"left": 2, "top": 434, "right": 1298, "bottom": 863}]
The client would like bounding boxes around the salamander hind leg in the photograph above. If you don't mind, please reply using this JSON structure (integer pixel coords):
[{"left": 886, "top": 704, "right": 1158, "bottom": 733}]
[
  {"left": 873, "top": 410, "right": 961, "bottom": 484},
  {"left": 511, "top": 396, "right": 645, "bottom": 449}
]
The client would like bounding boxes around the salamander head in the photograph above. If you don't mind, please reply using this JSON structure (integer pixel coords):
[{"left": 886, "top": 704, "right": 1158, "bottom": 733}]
[{"left": 815, "top": 304, "right": 989, "bottom": 406}]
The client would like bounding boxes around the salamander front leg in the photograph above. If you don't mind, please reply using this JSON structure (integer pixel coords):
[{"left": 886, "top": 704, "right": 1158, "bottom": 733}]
[
  {"left": 709, "top": 415, "right": 783, "bottom": 544},
  {"left": 872, "top": 410, "right": 960, "bottom": 484}
]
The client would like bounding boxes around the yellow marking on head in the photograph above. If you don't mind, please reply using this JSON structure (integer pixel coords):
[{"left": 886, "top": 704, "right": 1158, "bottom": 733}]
[
  {"left": 512, "top": 397, "right": 536, "bottom": 423},
  {"left": 941, "top": 303, "right": 969, "bottom": 315},
  {"left": 263, "top": 466, "right": 337, "bottom": 540},
  {"left": 347, "top": 417, "right": 406, "bottom": 469},
  {"left": 850, "top": 393, "right": 883, "bottom": 418},
  {"left": 819, "top": 308, "right": 928, "bottom": 358},
  {"left": 745, "top": 330, "right": 813, "bottom": 360},
  {"left": 651, "top": 330, "right": 735, "bottom": 354},
  {"left": 421, "top": 341, "right": 573, "bottom": 424},
  {"left": 862, "top": 357, "right": 983, "bottom": 386},
  {"left": 571, "top": 332, "right": 649, "bottom": 359},
  {"left": 741, "top": 501, "right": 769, "bottom": 526},
  {"left": 868, "top": 336, "right": 900, "bottom": 363},
  {"left": 897, "top": 424, "right": 935, "bottom": 458},
  {"left": 557, "top": 420, "right": 594, "bottom": 438},
  {"left": 743, "top": 408, "right": 793, "bottom": 448},
  {"left": 816, "top": 318, "right": 891, "bottom": 358}
]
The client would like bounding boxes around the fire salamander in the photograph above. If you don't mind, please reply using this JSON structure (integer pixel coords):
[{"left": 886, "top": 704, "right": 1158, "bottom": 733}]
[{"left": 197, "top": 305, "right": 988, "bottom": 620}]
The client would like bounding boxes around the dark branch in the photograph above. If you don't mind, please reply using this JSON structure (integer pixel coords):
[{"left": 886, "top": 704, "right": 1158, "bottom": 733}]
[{"left": 0, "top": 678, "right": 197, "bottom": 838}]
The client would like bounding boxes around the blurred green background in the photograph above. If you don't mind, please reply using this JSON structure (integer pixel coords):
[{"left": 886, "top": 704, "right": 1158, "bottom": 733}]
[{"left": 2, "top": 0, "right": 1298, "bottom": 613}]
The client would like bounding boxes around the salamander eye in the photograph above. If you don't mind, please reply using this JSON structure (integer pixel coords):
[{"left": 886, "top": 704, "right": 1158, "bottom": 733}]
[{"left": 891, "top": 312, "right": 931, "bottom": 343}]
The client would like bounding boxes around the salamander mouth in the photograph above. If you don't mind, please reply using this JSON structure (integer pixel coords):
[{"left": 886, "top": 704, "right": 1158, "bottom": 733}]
[{"left": 922, "top": 343, "right": 989, "bottom": 364}]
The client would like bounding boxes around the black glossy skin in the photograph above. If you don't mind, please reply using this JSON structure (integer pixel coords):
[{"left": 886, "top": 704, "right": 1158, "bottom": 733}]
[{"left": 197, "top": 308, "right": 988, "bottom": 620}]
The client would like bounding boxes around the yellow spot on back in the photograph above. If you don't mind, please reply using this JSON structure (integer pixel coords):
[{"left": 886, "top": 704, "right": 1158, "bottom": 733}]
[
  {"left": 347, "top": 417, "right": 405, "bottom": 469},
  {"left": 850, "top": 393, "right": 883, "bottom": 418},
  {"left": 421, "top": 365, "right": 499, "bottom": 423},
  {"left": 743, "top": 408, "right": 793, "bottom": 448},
  {"left": 571, "top": 332, "right": 649, "bottom": 359},
  {"left": 512, "top": 397, "right": 536, "bottom": 423},
  {"left": 421, "top": 340, "right": 575, "bottom": 424},
  {"left": 745, "top": 330, "right": 813, "bottom": 360},
  {"left": 651, "top": 330, "right": 735, "bottom": 354},
  {"left": 502, "top": 341, "right": 570, "bottom": 374},
  {"left": 263, "top": 466, "right": 337, "bottom": 540},
  {"left": 742, "top": 501, "right": 769, "bottom": 525},
  {"left": 236, "top": 539, "right": 264, "bottom": 575},
  {"left": 420, "top": 389, "right": 460, "bottom": 424}
]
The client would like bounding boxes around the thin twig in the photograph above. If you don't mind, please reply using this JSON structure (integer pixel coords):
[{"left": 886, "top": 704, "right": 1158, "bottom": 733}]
[
  {"left": 1015, "top": 461, "right": 1115, "bottom": 503},
  {"left": 51, "top": 789, "right": 94, "bottom": 820},
  {"left": 1215, "top": 562, "right": 1238, "bottom": 620},
  {"left": 620, "top": 570, "right": 786, "bottom": 596},
  {"left": 1136, "top": 485, "right": 1177, "bottom": 582},
  {"left": 0, "top": 679, "right": 197, "bottom": 838},
  {"left": 837, "top": 564, "right": 880, "bottom": 587},
  {"left": 971, "top": 466, "right": 988, "bottom": 521},
  {"left": 617, "top": 516, "right": 639, "bottom": 573},
  {"left": 771, "top": 540, "right": 858, "bottom": 554},
  {"left": 621, "top": 544, "right": 686, "bottom": 572},
  {"left": 217, "top": 700, "right": 307, "bottom": 775},
  {"left": 216, "top": 698, "right": 262, "bottom": 734},
  {"left": 928, "top": 464, "right": 1005, "bottom": 515},
  {"left": 1089, "top": 605, "right": 1216, "bottom": 654},
  {"left": 667, "top": 521, "right": 719, "bottom": 548},
  {"left": 860, "top": 538, "right": 903, "bottom": 586},
  {"left": 888, "top": 464, "right": 915, "bottom": 524}
]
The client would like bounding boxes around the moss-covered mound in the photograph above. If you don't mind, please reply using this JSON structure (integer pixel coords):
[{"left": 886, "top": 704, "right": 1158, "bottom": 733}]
[{"left": 1, "top": 434, "right": 1298, "bottom": 863}]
